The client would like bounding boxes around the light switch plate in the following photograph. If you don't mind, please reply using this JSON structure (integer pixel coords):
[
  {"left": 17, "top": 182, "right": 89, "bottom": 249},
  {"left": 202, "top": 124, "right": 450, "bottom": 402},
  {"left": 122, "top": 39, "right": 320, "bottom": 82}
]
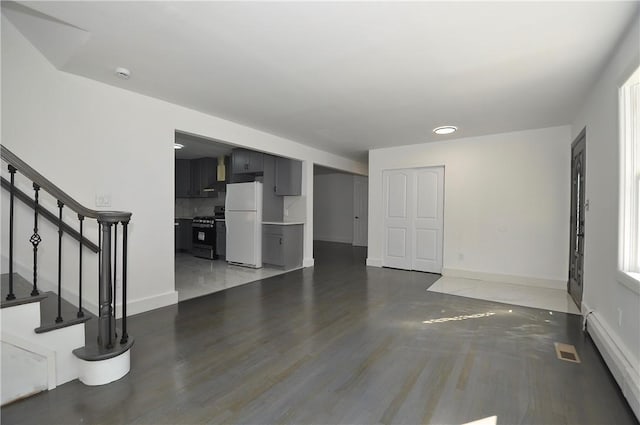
[{"left": 95, "top": 193, "right": 111, "bottom": 207}]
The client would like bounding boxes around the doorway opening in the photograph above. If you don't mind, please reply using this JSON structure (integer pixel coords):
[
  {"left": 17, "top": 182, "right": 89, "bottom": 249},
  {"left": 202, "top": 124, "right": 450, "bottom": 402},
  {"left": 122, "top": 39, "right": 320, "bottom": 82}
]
[
  {"left": 173, "top": 131, "right": 290, "bottom": 301},
  {"left": 313, "top": 165, "right": 368, "bottom": 248}
]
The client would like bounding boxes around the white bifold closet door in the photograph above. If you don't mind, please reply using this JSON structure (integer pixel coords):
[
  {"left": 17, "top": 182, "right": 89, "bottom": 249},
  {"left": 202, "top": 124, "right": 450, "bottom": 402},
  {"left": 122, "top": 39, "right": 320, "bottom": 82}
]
[{"left": 382, "top": 166, "right": 444, "bottom": 273}]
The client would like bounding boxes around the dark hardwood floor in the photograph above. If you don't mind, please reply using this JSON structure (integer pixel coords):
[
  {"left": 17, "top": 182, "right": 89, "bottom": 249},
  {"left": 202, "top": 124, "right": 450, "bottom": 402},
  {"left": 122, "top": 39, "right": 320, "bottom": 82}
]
[{"left": 2, "top": 241, "right": 637, "bottom": 424}]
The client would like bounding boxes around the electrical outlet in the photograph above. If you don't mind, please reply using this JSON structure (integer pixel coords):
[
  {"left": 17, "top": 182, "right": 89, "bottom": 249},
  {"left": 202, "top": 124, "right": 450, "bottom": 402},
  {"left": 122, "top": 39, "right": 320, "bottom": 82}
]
[
  {"left": 95, "top": 193, "right": 112, "bottom": 207},
  {"left": 284, "top": 208, "right": 289, "bottom": 217},
  {"left": 458, "top": 253, "right": 464, "bottom": 261}
]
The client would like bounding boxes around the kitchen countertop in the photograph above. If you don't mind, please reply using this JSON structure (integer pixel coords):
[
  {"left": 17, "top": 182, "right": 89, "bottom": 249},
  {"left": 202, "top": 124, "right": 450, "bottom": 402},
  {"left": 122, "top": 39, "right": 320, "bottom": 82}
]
[{"left": 262, "top": 221, "right": 304, "bottom": 226}]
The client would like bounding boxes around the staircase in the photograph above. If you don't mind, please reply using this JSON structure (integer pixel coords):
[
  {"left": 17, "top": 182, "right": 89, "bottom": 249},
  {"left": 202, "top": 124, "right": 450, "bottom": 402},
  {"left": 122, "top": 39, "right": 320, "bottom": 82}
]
[{"left": 1, "top": 146, "right": 134, "bottom": 405}]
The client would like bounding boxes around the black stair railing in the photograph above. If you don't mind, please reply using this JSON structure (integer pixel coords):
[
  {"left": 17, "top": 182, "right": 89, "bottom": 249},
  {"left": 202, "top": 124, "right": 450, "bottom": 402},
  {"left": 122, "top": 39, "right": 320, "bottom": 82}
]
[
  {"left": 30, "top": 184, "right": 41, "bottom": 296},
  {"left": 1, "top": 145, "right": 132, "bottom": 356},
  {"left": 6, "top": 165, "right": 16, "bottom": 301}
]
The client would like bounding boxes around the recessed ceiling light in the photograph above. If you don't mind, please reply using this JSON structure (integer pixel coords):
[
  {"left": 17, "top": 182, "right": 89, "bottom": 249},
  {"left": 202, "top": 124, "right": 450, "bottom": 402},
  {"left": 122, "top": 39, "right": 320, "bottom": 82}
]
[
  {"left": 433, "top": 126, "right": 457, "bottom": 135},
  {"left": 174, "top": 143, "right": 184, "bottom": 150},
  {"left": 115, "top": 67, "right": 131, "bottom": 79}
]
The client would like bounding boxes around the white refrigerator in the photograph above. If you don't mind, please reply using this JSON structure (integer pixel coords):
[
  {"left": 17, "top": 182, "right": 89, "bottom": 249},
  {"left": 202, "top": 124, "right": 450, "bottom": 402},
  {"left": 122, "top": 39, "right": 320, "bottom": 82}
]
[{"left": 225, "top": 181, "right": 263, "bottom": 268}]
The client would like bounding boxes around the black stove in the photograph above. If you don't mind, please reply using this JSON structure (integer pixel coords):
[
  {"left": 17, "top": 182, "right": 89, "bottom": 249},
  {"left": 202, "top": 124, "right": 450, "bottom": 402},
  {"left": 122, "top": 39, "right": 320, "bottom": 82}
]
[
  {"left": 191, "top": 206, "right": 225, "bottom": 260},
  {"left": 193, "top": 216, "right": 216, "bottom": 227}
]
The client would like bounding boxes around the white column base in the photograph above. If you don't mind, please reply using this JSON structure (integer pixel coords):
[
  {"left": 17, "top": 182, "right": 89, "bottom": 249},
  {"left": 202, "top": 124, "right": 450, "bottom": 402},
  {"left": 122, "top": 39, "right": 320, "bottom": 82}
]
[{"left": 77, "top": 349, "right": 131, "bottom": 386}]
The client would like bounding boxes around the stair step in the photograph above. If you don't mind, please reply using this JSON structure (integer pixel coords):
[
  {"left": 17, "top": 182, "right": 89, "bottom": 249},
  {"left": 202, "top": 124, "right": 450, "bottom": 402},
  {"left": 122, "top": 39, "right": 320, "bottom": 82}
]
[
  {"left": 35, "top": 314, "right": 91, "bottom": 333},
  {"left": 35, "top": 291, "right": 95, "bottom": 334},
  {"left": 1, "top": 273, "right": 47, "bottom": 309},
  {"left": 73, "top": 331, "right": 134, "bottom": 361}
]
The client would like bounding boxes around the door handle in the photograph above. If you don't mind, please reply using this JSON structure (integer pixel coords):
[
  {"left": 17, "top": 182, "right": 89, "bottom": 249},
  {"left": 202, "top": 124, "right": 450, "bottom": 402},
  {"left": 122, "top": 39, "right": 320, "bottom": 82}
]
[{"left": 355, "top": 216, "right": 359, "bottom": 219}]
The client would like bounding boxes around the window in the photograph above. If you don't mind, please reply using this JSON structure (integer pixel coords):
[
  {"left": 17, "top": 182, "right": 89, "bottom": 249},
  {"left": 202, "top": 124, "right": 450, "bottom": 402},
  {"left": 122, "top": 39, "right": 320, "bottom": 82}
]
[{"left": 620, "top": 66, "right": 640, "bottom": 277}]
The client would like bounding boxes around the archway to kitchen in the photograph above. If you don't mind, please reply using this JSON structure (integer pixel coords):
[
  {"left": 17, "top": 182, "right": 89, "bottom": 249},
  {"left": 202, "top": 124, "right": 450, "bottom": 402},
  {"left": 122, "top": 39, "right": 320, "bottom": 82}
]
[{"left": 173, "top": 131, "right": 303, "bottom": 301}]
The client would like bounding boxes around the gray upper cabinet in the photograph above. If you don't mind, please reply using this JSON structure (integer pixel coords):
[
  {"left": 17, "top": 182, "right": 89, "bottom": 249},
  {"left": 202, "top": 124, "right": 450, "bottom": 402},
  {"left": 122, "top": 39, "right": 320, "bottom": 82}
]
[
  {"left": 194, "top": 157, "right": 218, "bottom": 198},
  {"left": 175, "top": 159, "right": 192, "bottom": 198},
  {"left": 275, "top": 157, "right": 302, "bottom": 196},
  {"left": 232, "top": 149, "right": 264, "bottom": 174},
  {"left": 176, "top": 157, "right": 222, "bottom": 198},
  {"left": 262, "top": 155, "right": 283, "bottom": 222}
]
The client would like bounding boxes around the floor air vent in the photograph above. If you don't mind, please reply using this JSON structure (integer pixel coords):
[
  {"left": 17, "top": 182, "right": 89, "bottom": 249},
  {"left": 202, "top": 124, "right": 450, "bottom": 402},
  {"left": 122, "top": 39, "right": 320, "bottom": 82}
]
[{"left": 554, "top": 342, "right": 581, "bottom": 363}]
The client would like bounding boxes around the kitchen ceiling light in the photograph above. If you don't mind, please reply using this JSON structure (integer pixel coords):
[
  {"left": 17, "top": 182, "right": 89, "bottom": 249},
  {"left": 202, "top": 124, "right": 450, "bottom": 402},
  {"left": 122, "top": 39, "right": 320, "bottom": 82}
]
[
  {"left": 174, "top": 143, "right": 184, "bottom": 150},
  {"left": 433, "top": 126, "right": 458, "bottom": 135}
]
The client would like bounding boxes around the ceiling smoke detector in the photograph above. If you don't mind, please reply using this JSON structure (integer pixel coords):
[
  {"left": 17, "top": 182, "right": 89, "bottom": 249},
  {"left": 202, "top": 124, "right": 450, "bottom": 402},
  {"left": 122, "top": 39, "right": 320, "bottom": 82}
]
[
  {"left": 433, "top": 126, "right": 457, "bottom": 135},
  {"left": 115, "top": 67, "right": 131, "bottom": 79}
]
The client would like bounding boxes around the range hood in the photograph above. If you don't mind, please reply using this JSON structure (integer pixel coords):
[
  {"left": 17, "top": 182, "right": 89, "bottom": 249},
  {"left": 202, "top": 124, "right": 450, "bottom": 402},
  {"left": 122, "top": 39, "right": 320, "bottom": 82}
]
[{"left": 217, "top": 156, "right": 226, "bottom": 182}]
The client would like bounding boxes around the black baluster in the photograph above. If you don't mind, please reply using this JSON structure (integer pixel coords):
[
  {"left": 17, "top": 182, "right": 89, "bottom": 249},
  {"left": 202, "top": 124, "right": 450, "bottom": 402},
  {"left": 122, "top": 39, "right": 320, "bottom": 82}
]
[
  {"left": 6, "top": 165, "right": 16, "bottom": 301},
  {"left": 97, "top": 222, "right": 102, "bottom": 345},
  {"left": 113, "top": 223, "right": 117, "bottom": 341},
  {"left": 30, "top": 184, "right": 41, "bottom": 296},
  {"left": 120, "top": 220, "right": 129, "bottom": 344},
  {"left": 77, "top": 215, "right": 84, "bottom": 318},
  {"left": 55, "top": 201, "right": 64, "bottom": 323}
]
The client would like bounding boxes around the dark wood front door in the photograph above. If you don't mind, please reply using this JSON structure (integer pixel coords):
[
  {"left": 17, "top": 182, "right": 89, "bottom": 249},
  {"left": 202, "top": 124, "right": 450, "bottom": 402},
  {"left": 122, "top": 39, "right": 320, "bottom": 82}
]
[{"left": 569, "top": 129, "right": 586, "bottom": 308}]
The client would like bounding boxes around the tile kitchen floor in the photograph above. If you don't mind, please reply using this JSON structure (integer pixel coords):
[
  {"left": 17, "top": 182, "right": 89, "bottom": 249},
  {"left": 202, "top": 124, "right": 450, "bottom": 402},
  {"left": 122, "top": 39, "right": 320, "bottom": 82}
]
[
  {"left": 428, "top": 276, "right": 581, "bottom": 314},
  {"left": 175, "top": 252, "right": 290, "bottom": 301}
]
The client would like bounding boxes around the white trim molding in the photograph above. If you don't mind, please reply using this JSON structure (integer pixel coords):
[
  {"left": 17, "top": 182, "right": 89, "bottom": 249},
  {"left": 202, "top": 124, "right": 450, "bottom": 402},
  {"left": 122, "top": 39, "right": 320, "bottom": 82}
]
[
  {"left": 1, "top": 333, "right": 56, "bottom": 391},
  {"left": 584, "top": 301, "right": 640, "bottom": 420},
  {"left": 303, "top": 258, "right": 315, "bottom": 268},
  {"left": 617, "top": 271, "right": 640, "bottom": 295},
  {"left": 366, "top": 258, "right": 383, "bottom": 267},
  {"left": 442, "top": 268, "right": 566, "bottom": 290}
]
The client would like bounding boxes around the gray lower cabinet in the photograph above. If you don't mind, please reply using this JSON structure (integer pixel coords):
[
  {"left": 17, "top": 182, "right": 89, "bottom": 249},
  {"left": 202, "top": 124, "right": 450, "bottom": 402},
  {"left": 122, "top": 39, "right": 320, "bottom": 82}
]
[
  {"left": 175, "top": 219, "right": 192, "bottom": 252},
  {"left": 262, "top": 224, "right": 303, "bottom": 269},
  {"left": 216, "top": 221, "right": 226, "bottom": 258}
]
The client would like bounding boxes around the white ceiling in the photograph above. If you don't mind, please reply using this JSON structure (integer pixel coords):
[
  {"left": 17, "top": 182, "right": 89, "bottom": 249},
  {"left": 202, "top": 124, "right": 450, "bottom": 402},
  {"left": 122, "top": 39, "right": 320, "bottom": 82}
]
[{"left": 4, "top": 1, "right": 638, "bottom": 161}]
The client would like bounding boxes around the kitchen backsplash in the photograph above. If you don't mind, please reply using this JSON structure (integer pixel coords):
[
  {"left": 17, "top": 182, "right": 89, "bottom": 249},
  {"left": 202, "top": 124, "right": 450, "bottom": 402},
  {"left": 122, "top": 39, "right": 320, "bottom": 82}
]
[{"left": 175, "top": 193, "right": 226, "bottom": 218}]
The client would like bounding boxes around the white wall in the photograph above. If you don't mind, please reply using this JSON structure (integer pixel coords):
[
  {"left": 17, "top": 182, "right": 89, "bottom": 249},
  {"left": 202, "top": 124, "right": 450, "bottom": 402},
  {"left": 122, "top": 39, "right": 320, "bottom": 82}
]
[
  {"left": 571, "top": 16, "right": 640, "bottom": 417},
  {"left": 1, "top": 17, "right": 366, "bottom": 315},
  {"left": 368, "top": 125, "right": 571, "bottom": 286},
  {"left": 313, "top": 173, "right": 354, "bottom": 243}
]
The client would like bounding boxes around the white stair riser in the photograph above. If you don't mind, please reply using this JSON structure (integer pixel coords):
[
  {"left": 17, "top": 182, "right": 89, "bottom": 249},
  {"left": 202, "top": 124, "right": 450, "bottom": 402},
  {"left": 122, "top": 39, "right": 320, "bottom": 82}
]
[
  {"left": 1, "top": 303, "right": 41, "bottom": 334},
  {"left": 78, "top": 350, "right": 130, "bottom": 386},
  {"left": 1, "top": 303, "right": 85, "bottom": 386}
]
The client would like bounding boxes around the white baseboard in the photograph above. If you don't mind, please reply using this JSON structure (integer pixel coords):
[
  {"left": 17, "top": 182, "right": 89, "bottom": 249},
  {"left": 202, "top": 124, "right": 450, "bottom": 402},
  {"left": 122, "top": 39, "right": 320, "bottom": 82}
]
[
  {"left": 442, "top": 268, "right": 565, "bottom": 290},
  {"left": 584, "top": 301, "right": 640, "bottom": 420},
  {"left": 125, "top": 291, "right": 179, "bottom": 317},
  {"left": 303, "top": 258, "right": 314, "bottom": 268},
  {"left": 366, "top": 258, "right": 382, "bottom": 267},
  {"left": 5, "top": 254, "right": 179, "bottom": 317}
]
